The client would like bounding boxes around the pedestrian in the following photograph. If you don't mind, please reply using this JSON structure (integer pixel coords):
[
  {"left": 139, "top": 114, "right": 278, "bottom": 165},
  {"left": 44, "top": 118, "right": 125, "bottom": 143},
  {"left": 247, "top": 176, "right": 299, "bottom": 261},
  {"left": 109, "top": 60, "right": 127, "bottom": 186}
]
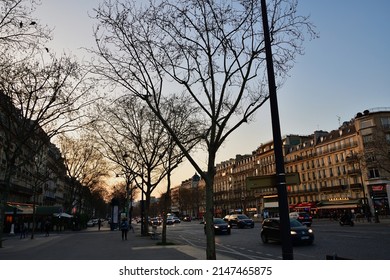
[
  {"left": 98, "top": 219, "right": 102, "bottom": 231},
  {"left": 20, "top": 222, "right": 26, "bottom": 239},
  {"left": 120, "top": 219, "right": 129, "bottom": 240},
  {"left": 366, "top": 211, "right": 372, "bottom": 223},
  {"left": 44, "top": 219, "right": 50, "bottom": 237},
  {"left": 129, "top": 221, "right": 134, "bottom": 233}
]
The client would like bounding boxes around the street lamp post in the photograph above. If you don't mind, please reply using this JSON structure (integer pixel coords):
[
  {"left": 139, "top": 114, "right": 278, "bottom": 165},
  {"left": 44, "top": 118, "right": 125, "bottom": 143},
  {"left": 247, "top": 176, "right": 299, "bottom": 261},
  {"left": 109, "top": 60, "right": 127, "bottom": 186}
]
[
  {"left": 140, "top": 168, "right": 145, "bottom": 235},
  {"left": 261, "top": 0, "right": 293, "bottom": 260}
]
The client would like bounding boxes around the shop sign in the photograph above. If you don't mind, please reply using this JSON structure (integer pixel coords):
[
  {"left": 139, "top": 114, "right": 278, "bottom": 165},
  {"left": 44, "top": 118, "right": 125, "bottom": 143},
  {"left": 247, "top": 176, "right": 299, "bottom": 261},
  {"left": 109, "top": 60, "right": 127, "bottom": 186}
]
[{"left": 371, "top": 185, "right": 384, "bottom": 191}]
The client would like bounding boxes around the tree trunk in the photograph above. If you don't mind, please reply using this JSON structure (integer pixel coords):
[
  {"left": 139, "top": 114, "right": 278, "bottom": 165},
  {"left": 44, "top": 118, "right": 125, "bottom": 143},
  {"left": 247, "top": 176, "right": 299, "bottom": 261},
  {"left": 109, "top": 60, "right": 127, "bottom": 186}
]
[
  {"left": 143, "top": 191, "right": 151, "bottom": 236},
  {"left": 205, "top": 153, "right": 216, "bottom": 260},
  {"left": 161, "top": 173, "right": 171, "bottom": 244}
]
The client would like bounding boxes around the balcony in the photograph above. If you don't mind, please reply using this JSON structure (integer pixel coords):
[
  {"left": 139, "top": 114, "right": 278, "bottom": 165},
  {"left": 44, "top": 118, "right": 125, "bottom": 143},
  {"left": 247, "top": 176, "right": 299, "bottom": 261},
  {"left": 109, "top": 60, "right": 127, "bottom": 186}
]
[
  {"left": 320, "top": 185, "right": 345, "bottom": 193},
  {"left": 350, "top": 183, "right": 363, "bottom": 191},
  {"left": 347, "top": 169, "right": 361, "bottom": 175}
]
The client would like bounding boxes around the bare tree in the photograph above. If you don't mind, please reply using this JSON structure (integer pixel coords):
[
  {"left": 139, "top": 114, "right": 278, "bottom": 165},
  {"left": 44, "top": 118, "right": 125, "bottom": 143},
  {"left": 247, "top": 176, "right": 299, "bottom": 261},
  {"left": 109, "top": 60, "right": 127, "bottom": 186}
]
[
  {"left": 57, "top": 134, "right": 110, "bottom": 217},
  {"left": 0, "top": 0, "right": 51, "bottom": 47},
  {"left": 28, "top": 144, "right": 59, "bottom": 239},
  {"left": 92, "top": 95, "right": 198, "bottom": 236},
  {"left": 365, "top": 129, "right": 390, "bottom": 175},
  {"left": 0, "top": 0, "right": 52, "bottom": 71},
  {"left": 91, "top": 0, "right": 316, "bottom": 259},
  {"left": 0, "top": 54, "right": 96, "bottom": 247}
]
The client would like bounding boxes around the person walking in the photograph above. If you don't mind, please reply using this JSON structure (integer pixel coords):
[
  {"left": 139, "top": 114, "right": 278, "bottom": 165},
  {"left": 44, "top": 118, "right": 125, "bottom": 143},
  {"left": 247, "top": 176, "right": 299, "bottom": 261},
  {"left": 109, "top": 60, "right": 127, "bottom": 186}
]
[
  {"left": 98, "top": 219, "right": 102, "bottom": 231},
  {"left": 120, "top": 218, "right": 129, "bottom": 240},
  {"left": 44, "top": 219, "right": 50, "bottom": 237},
  {"left": 19, "top": 222, "right": 26, "bottom": 239},
  {"left": 129, "top": 220, "right": 135, "bottom": 233}
]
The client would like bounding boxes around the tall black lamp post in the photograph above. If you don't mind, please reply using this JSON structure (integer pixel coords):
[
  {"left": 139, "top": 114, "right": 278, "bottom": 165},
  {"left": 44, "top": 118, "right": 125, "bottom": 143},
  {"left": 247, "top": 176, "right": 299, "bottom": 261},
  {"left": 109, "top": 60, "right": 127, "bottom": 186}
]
[
  {"left": 261, "top": 0, "right": 293, "bottom": 260},
  {"left": 140, "top": 167, "right": 145, "bottom": 235}
]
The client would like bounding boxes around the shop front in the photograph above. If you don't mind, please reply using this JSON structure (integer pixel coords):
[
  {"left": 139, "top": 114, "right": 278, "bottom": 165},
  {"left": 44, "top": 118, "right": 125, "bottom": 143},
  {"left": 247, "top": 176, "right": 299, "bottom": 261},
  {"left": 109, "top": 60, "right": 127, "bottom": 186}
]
[
  {"left": 316, "top": 198, "right": 363, "bottom": 219},
  {"left": 3, "top": 203, "right": 72, "bottom": 234},
  {"left": 368, "top": 183, "right": 389, "bottom": 216}
]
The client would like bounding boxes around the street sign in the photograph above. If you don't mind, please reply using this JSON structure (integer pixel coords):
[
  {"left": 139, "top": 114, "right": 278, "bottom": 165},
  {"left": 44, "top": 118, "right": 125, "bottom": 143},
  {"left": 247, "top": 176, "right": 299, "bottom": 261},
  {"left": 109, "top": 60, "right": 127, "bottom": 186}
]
[{"left": 246, "top": 173, "right": 300, "bottom": 190}]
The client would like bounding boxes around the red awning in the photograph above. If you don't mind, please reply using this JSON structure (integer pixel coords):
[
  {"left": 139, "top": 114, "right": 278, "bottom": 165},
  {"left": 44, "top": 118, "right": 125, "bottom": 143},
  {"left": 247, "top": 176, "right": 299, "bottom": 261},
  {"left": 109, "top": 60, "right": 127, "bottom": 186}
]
[{"left": 294, "top": 202, "right": 316, "bottom": 209}]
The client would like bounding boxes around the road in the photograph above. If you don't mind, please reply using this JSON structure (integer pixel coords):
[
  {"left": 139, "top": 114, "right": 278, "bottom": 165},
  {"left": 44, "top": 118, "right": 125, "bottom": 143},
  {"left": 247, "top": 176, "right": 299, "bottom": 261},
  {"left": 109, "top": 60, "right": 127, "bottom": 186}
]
[
  {"left": 166, "top": 219, "right": 390, "bottom": 260},
  {"left": 1, "top": 219, "right": 389, "bottom": 260}
]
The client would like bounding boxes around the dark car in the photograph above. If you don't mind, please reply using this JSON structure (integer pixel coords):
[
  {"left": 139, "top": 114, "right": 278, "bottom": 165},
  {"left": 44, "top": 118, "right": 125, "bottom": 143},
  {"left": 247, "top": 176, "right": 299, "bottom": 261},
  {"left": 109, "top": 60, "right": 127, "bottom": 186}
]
[
  {"left": 260, "top": 218, "right": 314, "bottom": 245},
  {"left": 289, "top": 212, "right": 313, "bottom": 226},
  {"left": 149, "top": 217, "right": 161, "bottom": 226},
  {"left": 182, "top": 216, "right": 192, "bottom": 222},
  {"left": 224, "top": 214, "right": 254, "bottom": 228},
  {"left": 204, "top": 218, "right": 231, "bottom": 235}
]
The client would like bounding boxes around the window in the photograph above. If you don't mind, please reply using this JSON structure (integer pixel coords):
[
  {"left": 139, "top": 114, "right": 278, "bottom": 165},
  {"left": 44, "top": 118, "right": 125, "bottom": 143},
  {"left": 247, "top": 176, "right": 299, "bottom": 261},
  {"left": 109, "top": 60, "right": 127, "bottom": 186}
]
[
  {"left": 362, "top": 134, "right": 373, "bottom": 145},
  {"left": 368, "top": 168, "right": 380, "bottom": 178},
  {"left": 381, "top": 117, "right": 390, "bottom": 129},
  {"left": 361, "top": 120, "right": 373, "bottom": 129}
]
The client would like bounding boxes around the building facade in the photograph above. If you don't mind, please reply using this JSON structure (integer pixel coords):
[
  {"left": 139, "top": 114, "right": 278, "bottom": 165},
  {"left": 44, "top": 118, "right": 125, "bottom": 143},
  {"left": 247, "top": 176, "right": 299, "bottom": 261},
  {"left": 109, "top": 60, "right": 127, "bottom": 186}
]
[
  {"left": 0, "top": 91, "right": 80, "bottom": 233},
  {"left": 175, "top": 108, "right": 390, "bottom": 219}
]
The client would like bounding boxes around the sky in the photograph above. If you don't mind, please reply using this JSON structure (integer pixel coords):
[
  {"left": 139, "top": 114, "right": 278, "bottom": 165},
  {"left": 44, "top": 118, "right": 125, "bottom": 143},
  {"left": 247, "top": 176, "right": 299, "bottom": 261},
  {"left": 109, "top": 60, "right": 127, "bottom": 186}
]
[{"left": 34, "top": 0, "right": 390, "bottom": 188}]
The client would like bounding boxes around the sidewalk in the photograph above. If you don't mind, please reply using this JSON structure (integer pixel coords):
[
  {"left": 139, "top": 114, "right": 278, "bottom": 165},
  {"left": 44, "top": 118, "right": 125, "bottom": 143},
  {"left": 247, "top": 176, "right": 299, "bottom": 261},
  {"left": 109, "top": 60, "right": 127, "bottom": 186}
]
[
  {"left": 0, "top": 223, "right": 233, "bottom": 260},
  {"left": 313, "top": 215, "right": 390, "bottom": 224}
]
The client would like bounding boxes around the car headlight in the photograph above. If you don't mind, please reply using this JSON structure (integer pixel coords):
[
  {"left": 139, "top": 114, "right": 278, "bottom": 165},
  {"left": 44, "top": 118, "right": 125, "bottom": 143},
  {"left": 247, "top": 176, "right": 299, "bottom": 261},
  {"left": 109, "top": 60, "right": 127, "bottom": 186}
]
[
  {"left": 308, "top": 229, "right": 313, "bottom": 233},
  {"left": 290, "top": 230, "right": 297, "bottom": 235},
  {"left": 214, "top": 225, "right": 219, "bottom": 229},
  {"left": 227, "top": 225, "right": 231, "bottom": 228}
]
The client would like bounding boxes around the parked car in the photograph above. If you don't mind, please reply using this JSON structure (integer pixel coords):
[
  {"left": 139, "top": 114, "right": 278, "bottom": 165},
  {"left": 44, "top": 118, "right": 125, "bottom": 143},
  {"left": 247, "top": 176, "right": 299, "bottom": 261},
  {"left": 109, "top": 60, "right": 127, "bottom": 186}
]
[
  {"left": 224, "top": 214, "right": 254, "bottom": 228},
  {"left": 87, "top": 220, "right": 95, "bottom": 227},
  {"left": 173, "top": 216, "right": 181, "bottom": 223},
  {"left": 260, "top": 218, "right": 314, "bottom": 245},
  {"left": 204, "top": 218, "right": 231, "bottom": 235},
  {"left": 289, "top": 212, "right": 312, "bottom": 226}
]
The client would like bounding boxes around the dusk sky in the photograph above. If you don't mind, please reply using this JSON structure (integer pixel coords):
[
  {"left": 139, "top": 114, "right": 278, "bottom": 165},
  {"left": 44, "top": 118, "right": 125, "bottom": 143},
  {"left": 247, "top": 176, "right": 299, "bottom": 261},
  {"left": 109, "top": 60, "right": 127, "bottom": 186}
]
[{"left": 34, "top": 0, "right": 390, "bottom": 187}]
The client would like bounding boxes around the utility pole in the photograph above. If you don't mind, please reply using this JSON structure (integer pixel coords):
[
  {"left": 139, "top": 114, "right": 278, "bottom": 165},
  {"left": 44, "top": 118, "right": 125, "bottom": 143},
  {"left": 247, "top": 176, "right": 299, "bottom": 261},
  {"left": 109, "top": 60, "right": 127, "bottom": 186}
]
[{"left": 261, "top": 0, "right": 293, "bottom": 260}]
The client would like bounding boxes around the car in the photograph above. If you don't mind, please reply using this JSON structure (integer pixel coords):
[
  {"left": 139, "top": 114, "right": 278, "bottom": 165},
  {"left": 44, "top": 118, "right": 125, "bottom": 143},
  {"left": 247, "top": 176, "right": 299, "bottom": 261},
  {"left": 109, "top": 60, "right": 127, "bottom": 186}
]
[
  {"left": 87, "top": 220, "right": 95, "bottom": 227},
  {"left": 260, "top": 218, "right": 314, "bottom": 245},
  {"left": 204, "top": 218, "right": 231, "bottom": 235},
  {"left": 173, "top": 217, "right": 181, "bottom": 223},
  {"left": 289, "top": 212, "right": 313, "bottom": 226},
  {"left": 166, "top": 217, "right": 175, "bottom": 225},
  {"left": 149, "top": 217, "right": 161, "bottom": 226},
  {"left": 224, "top": 214, "right": 254, "bottom": 228},
  {"left": 182, "top": 216, "right": 192, "bottom": 222}
]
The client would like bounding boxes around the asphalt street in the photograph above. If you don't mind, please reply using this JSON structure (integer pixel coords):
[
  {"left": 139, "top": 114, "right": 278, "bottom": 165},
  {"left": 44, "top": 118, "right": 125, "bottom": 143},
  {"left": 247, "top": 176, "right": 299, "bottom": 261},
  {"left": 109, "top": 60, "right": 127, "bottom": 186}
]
[
  {"left": 0, "top": 222, "right": 232, "bottom": 260},
  {"left": 1, "top": 218, "right": 390, "bottom": 260}
]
